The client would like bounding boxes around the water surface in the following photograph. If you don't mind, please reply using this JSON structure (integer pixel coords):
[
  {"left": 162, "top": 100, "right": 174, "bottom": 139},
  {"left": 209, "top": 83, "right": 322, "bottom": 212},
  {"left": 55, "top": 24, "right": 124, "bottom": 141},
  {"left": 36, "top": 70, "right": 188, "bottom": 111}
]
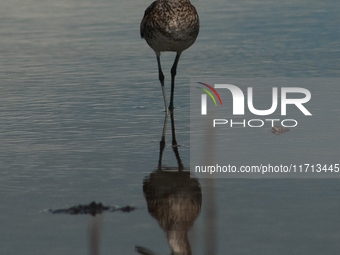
[{"left": 1, "top": 0, "right": 340, "bottom": 254}]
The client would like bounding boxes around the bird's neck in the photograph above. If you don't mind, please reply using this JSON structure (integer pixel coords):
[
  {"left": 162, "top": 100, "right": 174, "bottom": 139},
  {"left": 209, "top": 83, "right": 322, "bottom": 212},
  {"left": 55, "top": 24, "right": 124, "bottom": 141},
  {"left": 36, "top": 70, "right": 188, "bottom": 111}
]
[{"left": 167, "top": 229, "right": 192, "bottom": 255}]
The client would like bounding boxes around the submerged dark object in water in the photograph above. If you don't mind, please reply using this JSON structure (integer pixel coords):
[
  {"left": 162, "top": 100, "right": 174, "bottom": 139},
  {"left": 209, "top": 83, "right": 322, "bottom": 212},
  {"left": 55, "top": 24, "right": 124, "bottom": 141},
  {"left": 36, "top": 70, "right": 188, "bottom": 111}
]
[
  {"left": 49, "top": 201, "right": 136, "bottom": 216},
  {"left": 271, "top": 126, "right": 290, "bottom": 135}
]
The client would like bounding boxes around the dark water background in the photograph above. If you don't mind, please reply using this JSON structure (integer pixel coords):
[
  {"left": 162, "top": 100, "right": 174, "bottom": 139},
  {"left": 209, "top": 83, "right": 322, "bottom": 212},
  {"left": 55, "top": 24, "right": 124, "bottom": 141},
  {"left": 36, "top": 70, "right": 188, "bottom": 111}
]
[{"left": 1, "top": 0, "right": 340, "bottom": 254}]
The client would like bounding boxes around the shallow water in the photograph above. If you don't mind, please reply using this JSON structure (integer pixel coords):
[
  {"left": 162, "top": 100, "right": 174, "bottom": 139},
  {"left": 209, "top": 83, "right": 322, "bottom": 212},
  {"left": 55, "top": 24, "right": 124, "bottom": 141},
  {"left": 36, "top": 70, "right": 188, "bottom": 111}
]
[{"left": 1, "top": 0, "right": 340, "bottom": 254}]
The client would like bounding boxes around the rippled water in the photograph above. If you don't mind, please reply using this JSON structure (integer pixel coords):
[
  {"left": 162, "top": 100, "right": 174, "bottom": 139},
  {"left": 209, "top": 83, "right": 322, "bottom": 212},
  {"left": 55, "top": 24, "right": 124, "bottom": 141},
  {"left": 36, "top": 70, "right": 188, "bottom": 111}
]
[{"left": 1, "top": 0, "right": 340, "bottom": 254}]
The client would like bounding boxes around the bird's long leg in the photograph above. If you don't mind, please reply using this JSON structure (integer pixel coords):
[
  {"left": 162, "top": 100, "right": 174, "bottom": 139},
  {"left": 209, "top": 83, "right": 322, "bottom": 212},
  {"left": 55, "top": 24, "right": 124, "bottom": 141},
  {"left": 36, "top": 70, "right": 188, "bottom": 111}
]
[
  {"left": 169, "top": 51, "right": 182, "bottom": 112},
  {"left": 155, "top": 51, "right": 169, "bottom": 115}
]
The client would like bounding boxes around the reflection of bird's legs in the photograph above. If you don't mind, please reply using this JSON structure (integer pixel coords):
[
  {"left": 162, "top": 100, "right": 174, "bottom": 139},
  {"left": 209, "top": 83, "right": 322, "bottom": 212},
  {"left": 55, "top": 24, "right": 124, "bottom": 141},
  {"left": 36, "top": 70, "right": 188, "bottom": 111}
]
[
  {"left": 158, "top": 112, "right": 168, "bottom": 170},
  {"left": 170, "top": 111, "right": 177, "bottom": 146},
  {"left": 170, "top": 111, "right": 183, "bottom": 171}
]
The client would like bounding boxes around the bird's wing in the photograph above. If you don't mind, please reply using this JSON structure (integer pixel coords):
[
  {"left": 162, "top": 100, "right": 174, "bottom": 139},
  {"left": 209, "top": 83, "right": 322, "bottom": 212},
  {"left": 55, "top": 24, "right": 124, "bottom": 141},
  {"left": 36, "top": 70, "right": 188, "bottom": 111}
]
[{"left": 140, "top": 1, "right": 158, "bottom": 38}]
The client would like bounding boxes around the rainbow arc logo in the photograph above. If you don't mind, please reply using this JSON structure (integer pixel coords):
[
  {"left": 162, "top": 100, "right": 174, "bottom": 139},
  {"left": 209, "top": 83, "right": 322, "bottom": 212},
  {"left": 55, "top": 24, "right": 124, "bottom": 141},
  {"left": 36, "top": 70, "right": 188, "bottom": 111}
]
[{"left": 197, "top": 82, "right": 222, "bottom": 115}]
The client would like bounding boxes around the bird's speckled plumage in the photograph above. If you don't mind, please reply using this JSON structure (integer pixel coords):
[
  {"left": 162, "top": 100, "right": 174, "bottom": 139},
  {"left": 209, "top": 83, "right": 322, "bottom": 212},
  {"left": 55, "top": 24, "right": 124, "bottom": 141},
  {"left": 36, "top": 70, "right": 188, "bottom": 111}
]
[{"left": 141, "top": 0, "right": 199, "bottom": 52}]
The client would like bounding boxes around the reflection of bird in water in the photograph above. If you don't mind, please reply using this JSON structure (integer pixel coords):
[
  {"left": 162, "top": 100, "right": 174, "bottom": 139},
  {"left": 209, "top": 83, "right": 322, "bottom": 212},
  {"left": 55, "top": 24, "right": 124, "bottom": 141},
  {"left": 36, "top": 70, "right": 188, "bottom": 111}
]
[
  {"left": 136, "top": 113, "right": 202, "bottom": 255},
  {"left": 140, "top": 0, "right": 199, "bottom": 113}
]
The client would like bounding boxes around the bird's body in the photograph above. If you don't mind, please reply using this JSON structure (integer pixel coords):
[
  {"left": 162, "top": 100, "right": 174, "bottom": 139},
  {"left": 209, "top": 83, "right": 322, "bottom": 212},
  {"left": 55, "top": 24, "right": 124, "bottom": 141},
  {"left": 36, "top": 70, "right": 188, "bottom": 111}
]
[
  {"left": 141, "top": 0, "right": 199, "bottom": 113},
  {"left": 141, "top": 0, "right": 199, "bottom": 52}
]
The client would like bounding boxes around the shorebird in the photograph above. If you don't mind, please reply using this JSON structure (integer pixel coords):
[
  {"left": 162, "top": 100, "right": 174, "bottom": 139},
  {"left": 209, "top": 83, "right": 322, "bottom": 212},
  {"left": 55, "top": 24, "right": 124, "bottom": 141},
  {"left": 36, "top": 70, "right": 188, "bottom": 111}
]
[{"left": 140, "top": 0, "right": 199, "bottom": 113}]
